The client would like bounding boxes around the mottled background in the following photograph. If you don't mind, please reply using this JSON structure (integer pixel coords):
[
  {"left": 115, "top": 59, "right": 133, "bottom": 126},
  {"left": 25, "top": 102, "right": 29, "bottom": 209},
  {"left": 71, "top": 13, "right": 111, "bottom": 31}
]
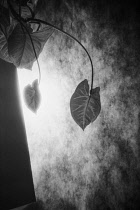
[{"left": 18, "top": 0, "right": 140, "bottom": 209}]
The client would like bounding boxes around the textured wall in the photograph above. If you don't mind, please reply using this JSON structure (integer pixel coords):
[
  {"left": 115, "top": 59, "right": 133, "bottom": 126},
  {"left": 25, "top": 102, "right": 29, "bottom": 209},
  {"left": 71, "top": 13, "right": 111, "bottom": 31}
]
[{"left": 18, "top": 0, "right": 140, "bottom": 209}]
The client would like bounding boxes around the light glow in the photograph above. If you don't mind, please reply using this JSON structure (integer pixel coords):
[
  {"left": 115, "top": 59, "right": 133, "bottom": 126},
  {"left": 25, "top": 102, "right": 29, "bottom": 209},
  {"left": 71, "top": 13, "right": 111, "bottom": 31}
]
[
  {"left": 18, "top": 61, "right": 65, "bottom": 122},
  {"left": 17, "top": 59, "right": 69, "bottom": 150}
]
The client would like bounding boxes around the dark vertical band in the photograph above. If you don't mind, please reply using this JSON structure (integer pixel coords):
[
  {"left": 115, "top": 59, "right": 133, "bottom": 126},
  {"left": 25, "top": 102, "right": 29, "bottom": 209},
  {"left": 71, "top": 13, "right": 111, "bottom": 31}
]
[{"left": 0, "top": 58, "right": 36, "bottom": 210}]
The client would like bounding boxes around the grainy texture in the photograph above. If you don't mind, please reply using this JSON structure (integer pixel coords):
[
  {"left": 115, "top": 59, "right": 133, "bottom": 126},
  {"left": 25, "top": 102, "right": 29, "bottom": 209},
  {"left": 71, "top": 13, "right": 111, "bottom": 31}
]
[{"left": 18, "top": 0, "right": 140, "bottom": 209}]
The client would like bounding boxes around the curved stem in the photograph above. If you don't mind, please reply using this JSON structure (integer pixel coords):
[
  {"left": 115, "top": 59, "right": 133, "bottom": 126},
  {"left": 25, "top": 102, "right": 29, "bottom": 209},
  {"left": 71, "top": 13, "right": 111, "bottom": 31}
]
[
  {"left": 7, "top": 0, "right": 94, "bottom": 89},
  {"left": 7, "top": 0, "right": 26, "bottom": 22},
  {"left": 27, "top": 18, "right": 94, "bottom": 90},
  {"left": 26, "top": 4, "right": 35, "bottom": 19},
  {"left": 20, "top": 23, "right": 41, "bottom": 84}
]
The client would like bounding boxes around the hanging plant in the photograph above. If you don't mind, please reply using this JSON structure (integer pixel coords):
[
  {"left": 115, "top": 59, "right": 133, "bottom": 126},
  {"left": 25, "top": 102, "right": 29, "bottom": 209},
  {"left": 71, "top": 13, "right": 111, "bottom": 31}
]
[{"left": 0, "top": 0, "right": 101, "bottom": 130}]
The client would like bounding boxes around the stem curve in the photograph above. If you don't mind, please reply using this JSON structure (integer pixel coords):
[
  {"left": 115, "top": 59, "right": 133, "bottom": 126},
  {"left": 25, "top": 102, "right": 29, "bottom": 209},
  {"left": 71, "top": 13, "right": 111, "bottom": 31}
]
[
  {"left": 7, "top": 0, "right": 94, "bottom": 90},
  {"left": 27, "top": 18, "right": 94, "bottom": 90}
]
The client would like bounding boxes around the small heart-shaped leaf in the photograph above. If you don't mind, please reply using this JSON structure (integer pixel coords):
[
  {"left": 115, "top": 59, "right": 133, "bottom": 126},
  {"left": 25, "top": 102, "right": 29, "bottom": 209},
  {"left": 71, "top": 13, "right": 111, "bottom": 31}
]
[
  {"left": 23, "top": 79, "right": 41, "bottom": 113},
  {"left": 70, "top": 79, "right": 101, "bottom": 130}
]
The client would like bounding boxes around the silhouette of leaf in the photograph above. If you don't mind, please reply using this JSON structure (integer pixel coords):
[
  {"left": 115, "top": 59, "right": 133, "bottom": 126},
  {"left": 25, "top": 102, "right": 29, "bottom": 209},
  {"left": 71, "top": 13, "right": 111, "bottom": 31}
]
[
  {"left": 0, "top": 28, "right": 9, "bottom": 62},
  {"left": 10, "top": 1, "right": 34, "bottom": 19},
  {"left": 23, "top": 79, "right": 41, "bottom": 113},
  {"left": 0, "top": 5, "right": 10, "bottom": 28},
  {"left": 70, "top": 79, "right": 101, "bottom": 130},
  {"left": 0, "top": 0, "right": 8, "bottom": 9},
  {"left": 8, "top": 23, "right": 54, "bottom": 69},
  {"left": 0, "top": 5, "right": 11, "bottom": 62},
  {"left": 0, "top": 21, "right": 14, "bottom": 63}
]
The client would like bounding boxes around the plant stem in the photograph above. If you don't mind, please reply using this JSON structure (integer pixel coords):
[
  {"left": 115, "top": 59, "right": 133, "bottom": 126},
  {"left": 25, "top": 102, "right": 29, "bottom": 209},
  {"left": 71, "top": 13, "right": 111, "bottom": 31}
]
[
  {"left": 20, "top": 22, "right": 41, "bottom": 84},
  {"left": 7, "top": 0, "right": 94, "bottom": 90},
  {"left": 27, "top": 18, "right": 94, "bottom": 90}
]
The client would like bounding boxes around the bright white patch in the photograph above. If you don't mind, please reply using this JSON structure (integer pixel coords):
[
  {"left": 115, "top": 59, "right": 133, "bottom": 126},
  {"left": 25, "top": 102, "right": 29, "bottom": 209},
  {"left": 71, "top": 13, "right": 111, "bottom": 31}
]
[
  {"left": 17, "top": 59, "right": 73, "bottom": 186},
  {"left": 17, "top": 61, "right": 66, "bottom": 142}
]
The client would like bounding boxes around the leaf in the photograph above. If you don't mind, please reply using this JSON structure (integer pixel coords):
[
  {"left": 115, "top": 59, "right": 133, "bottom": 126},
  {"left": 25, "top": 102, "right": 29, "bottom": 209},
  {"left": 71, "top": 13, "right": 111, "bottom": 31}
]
[
  {"left": 0, "top": 5, "right": 10, "bottom": 28},
  {"left": 0, "top": 26, "right": 11, "bottom": 62},
  {"left": 10, "top": 1, "right": 34, "bottom": 20},
  {"left": 70, "top": 79, "right": 101, "bottom": 130},
  {"left": 0, "top": 4, "right": 11, "bottom": 62},
  {"left": 0, "top": 0, "right": 8, "bottom": 9},
  {"left": 23, "top": 79, "right": 41, "bottom": 113},
  {"left": 8, "top": 23, "right": 54, "bottom": 69},
  {"left": 0, "top": 4, "right": 17, "bottom": 63}
]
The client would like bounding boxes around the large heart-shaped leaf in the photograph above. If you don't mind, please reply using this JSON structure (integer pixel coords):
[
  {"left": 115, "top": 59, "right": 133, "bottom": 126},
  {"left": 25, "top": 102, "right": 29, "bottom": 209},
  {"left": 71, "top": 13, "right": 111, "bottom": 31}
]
[
  {"left": 23, "top": 79, "right": 41, "bottom": 113},
  {"left": 70, "top": 79, "right": 101, "bottom": 130},
  {"left": 8, "top": 23, "right": 54, "bottom": 69}
]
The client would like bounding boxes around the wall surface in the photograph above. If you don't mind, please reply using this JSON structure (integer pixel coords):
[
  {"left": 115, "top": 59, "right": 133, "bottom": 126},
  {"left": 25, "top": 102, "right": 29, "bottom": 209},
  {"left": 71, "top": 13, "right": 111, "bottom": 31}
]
[{"left": 16, "top": 0, "right": 140, "bottom": 209}]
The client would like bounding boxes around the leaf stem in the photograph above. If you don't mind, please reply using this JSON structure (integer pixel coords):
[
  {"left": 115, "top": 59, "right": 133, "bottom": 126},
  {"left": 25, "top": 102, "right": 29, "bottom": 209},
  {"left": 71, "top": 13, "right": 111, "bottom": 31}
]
[
  {"left": 7, "top": 0, "right": 94, "bottom": 89},
  {"left": 27, "top": 18, "right": 94, "bottom": 90},
  {"left": 20, "top": 22, "right": 41, "bottom": 84}
]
